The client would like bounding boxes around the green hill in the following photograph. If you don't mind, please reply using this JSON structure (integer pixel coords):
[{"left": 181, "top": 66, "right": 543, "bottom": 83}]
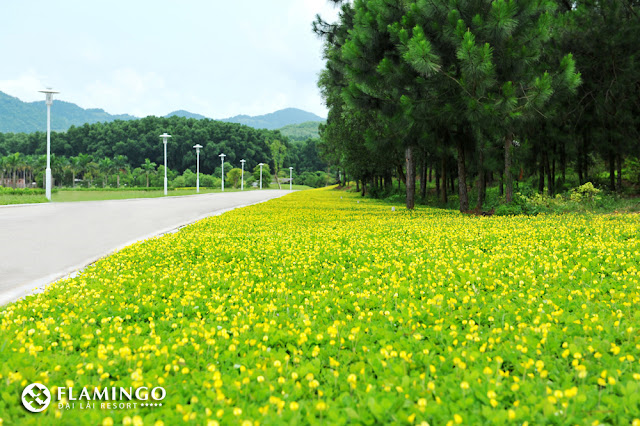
[
  {"left": 165, "top": 110, "right": 208, "bottom": 120},
  {"left": 221, "top": 108, "right": 324, "bottom": 130},
  {"left": 0, "top": 91, "right": 137, "bottom": 133},
  {"left": 0, "top": 91, "right": 326, "bottom": 134},
  {"left": 278, "top": 121, "right": 324, "bottom": 141}
]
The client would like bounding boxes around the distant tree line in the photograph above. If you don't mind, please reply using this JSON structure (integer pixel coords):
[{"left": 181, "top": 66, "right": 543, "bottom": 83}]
[
  {"left": 315, "top": 0, "right": 640, "bottom": 210},
  {"left": 0, "top": 116, "right": 330, "bottom": 188}
]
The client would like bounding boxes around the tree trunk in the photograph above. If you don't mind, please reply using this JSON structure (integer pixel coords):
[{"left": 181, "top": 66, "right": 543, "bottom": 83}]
[
  {"left": 361, "top": 179, "right": 366, "bottom": 197},
  {"left": 538, "top": 154, "right": 545, "bottom": 193},
  {"left": 396, "top": 165, "right": 406, "bottom": 188},
  {"left": 428, "top": 165, "right": 432, "bottom": 183},
  {"left": 583, "top": 132, "right": 589, "bottom": 183},
  {"left": 609, "top": 151, "right": 615, "bottom": 191},
  {"left": 505, "top": 133, "right": 513, "bottom": 203},
  {"left": 544, "top": 150, "right": 553, "bottom": 196},
  {"left": 435, "top": 166, "right": 440, "bottom": 199},
  {"left": 616, "top": 151, "right": 622, "bottom": 192},
  {"left": 146, "top": 174, "right": 150, "bottom": 188},
  {"left": 477, "top": 148, "right": 486, "bottom": 211},
  {"left": 577, "top": 136, "right": 584, "bottom": 184},
  {"left": 405, "top": 145, "right": 416, "bottom": 210},
  {"left": 560, "top": 141, "right": 566, "bottom": 184},
  {"left": 356, "top": 179, "right": 360, "bottom": 193},
  {"left": 450, "top": 171, "right": 454, "bottom": 194},
  {"left": 456, "top": 138, "right": 469, "bottom": 212},
  {"left": 441, "top": 157, "right": 448, "bottom": 203},
  {"left": 420, "top": 155, "right": 427, "bottom": 199},
  {"left": 275, "top": 172, "right": 281, "bottom": 190},
  {"left": 552, "top": 156, "right": 556, "bottom": 195}
]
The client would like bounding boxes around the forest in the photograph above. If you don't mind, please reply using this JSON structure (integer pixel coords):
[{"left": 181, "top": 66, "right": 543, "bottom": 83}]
[
  {"left": 0, "top": 115, "right": 328, "bottom": 188},
  {"left": 315, "top": 0, "right": 640, "bottom": 211}
]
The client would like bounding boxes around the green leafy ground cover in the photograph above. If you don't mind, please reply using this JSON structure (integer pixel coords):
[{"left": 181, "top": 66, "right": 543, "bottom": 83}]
[{"left": 1, "top": 188, "right": 639, "bottom": 425}]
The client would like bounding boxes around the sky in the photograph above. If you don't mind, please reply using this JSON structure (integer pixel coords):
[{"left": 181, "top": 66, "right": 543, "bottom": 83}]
[{"left": 0, "top": 0, "right": 341, "bottom": 119}]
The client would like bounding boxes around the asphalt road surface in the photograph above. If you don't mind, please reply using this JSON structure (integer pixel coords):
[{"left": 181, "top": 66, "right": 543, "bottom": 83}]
[{"left": 0, "top": 190, "right": 291, "bottom": 305}]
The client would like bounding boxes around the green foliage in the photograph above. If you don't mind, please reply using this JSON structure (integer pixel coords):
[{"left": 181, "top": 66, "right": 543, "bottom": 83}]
[
  {"left": 253, "top": 164, "right": 271, "bottom": 188},
  {"left": 226, "top": 168, "right": 243, "bottom": 188},
  {"left": 297, "top": 171, "right": 330, "bottom": 188},
  {"left": 569, "top": 182, "right": 601, "bottom": 203},
  {"left": 0, "top": 116, "right": 287, "bottom": 177}
]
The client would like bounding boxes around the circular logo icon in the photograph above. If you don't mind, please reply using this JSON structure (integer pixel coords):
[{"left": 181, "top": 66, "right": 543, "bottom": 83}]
[{"left": 21, "top": 383, "right": 51, "bottom": 413}]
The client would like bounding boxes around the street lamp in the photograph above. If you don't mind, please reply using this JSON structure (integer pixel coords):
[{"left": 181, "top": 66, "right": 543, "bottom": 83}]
[
  {"left": 258, "top": 163, "right": 265, "bottom": 189},
  {"left": 160, "top": 133, "right": 172, "bottom": 195},
  {"left": 219, "top": 153, "right": 226, "bottom": 191},
  {"left": 289, "top": 167, "right": 293, "bottom": 191},
  {"left": 193, "top": 144, "right": 203, "bottom": 193},
  {"left": 39, "top": 88, "right": 59, "bottom": 200},
  {"left": 240, "top": 159, "right": 246, "bottom": 191}
]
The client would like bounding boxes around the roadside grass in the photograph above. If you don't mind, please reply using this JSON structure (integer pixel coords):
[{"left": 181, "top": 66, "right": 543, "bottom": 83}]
[
  {"left": 1, "top": 188, "right": 639, "bottom": 424},
  {"left": 0, "top": 185, "right": 311, "bottom": 204},
  {"left": 0, "top": 187, "right": 49, "bottom": 205},
  {"left": 0, "top": 193, "right": 49, "bottom": 205}
]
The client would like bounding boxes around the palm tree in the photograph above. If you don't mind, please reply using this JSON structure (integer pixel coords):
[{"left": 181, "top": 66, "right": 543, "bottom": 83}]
[
  {"left": 84, "top": 161, "right": 99, "bottom": 187},
  {"left": 76, "top": 153, "right": 93, "bottom": 185},
  {"left": 98, "top": 157, "right": 114, "bottom": 188},
  {"left": 49, "top": 154, "right": 64, "bottom": 188},
  {"left": 113, "top": 155, "right": 129, "bottom": 188},
  {"left": 35, "top": 155, "right": 46, "bottom": 189},
  {"left": 0, "top": 155, "right": 5, "bottom": 187},
  {"left": 5, "top": 153, "right": 21, "bottom": 188},
  {"left": 69, "top": 156, "right": 82, "bottom": 188},
  {"left": 140, "top": 158, "right": 157, "bottom": 188}
]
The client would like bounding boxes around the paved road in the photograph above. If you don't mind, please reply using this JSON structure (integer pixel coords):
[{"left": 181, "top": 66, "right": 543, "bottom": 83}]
[{"left": 0, "top": 190, "right": 291, "bottom": 305}]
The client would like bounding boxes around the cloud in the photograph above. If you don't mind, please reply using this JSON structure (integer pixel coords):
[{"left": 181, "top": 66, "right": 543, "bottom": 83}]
[
  {"left": 0, "top": 70, "right": 50, "bottom": 102},
  {"left": 79, "top": 69, "right": 167, "bottom": 116}
]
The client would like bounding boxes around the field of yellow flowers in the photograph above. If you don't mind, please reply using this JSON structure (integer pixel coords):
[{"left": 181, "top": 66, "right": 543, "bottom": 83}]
[{"left": 1, "top": 188, "right": 640, "bottom": 425}]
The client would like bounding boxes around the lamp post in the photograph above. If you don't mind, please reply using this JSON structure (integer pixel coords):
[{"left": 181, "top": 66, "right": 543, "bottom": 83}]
[
  {"left": 258, "top": 163, "right": 264, "bottom": 189},
  {"left": 289, "top": 167, "right": 293, "bottom": 191},
  {"left": 240, "top": 159, "right": 246, "bottom": 191},
  {"left": 39, "top": 88, "right": 59, "bottom": 200},
  {"left": 219, "top": 153, "right": 226, "bottom": 191},
  {"left": 193, "top": 144, "right": 203, "bottom": 193},
  {"left": 160, "top": 133, "right": 172, "bottom": 195}
]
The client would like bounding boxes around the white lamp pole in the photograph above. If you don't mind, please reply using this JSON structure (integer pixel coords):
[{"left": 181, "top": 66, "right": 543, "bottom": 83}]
[
  {"left": 240, "top": 159, "right": 246, "bottom": 191},
  {"left": 193, "top": 144, "right": 203, "bottom": 193},
  {"left": 160, "top": 133, "right": 172, "bottom": 195},
  {"left": 39, "top": 88, "right": 59, "bottom": 200},
  {"left": 219, "top": 153, "right": 226, "bottom": 191},
  {"left": 289, "top": 167, "right": 293, "bottom": 191},
  {"left": 259, "top": 163, "right": 264, "bottom": 189}
]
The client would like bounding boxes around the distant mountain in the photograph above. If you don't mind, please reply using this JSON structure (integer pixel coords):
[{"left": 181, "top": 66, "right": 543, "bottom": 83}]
[
  {"left": 278, "top": 121, "right": 324, "bottom": 142},
  {"left": 165, "top": 110, "right": 208, "bottom": 120},
  {"left": 0, "top": 91, "right": 326, "bottom": 134},
  {"left": 0, "top": 91, "right": 137, "bottom": 133},
  {"left": 221, "top": 108, "right": 325, "bottom": 130}
]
